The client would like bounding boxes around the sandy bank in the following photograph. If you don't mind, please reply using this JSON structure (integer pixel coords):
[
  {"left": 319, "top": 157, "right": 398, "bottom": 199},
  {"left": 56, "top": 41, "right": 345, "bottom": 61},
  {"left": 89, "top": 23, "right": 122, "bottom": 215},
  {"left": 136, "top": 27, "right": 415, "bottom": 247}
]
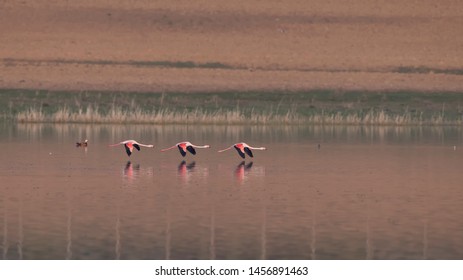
[{"left": 1, "top": 0, "right": 462, "bottom": 92}]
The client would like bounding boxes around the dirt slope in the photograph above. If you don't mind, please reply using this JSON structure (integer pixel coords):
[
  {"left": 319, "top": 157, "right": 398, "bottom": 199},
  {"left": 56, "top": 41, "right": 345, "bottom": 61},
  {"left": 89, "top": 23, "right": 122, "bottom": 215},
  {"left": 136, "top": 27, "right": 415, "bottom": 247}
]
[{"left": 1, "top": 0, "right": 462, "bottom": 92}]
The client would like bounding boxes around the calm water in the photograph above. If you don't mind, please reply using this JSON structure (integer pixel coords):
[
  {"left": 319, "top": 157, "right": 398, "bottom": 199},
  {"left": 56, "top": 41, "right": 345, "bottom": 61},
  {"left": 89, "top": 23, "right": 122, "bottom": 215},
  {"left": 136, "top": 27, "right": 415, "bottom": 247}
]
[{"left": 1, "top": 123, "right": 463, "bottom": 260}]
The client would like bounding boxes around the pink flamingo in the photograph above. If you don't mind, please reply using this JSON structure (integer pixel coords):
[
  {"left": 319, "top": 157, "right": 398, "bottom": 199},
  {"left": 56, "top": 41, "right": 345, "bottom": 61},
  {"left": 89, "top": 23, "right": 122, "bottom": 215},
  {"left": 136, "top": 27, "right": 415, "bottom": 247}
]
[
  {"left": 218, "top": 142, "right": 266, "bottom": 159},
  {"left": 161, "top": 141, "right": 210, "bottom": 157},
  {"left": 109, "top": 140, "right": 154, "bottom": 157}
]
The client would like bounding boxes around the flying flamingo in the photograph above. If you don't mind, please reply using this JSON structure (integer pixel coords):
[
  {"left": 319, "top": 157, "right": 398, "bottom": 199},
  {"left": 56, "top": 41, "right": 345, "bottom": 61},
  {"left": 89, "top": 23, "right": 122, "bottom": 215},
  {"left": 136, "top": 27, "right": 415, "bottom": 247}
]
[
  {"left": 109, "top": 140, "right": 154, "bottom": 157},
  {"left": 218, "top": 142, "right": 266, "bottom": 159},
  {"left": 161, "top": 141, "right": 210, "bottom": 157}
]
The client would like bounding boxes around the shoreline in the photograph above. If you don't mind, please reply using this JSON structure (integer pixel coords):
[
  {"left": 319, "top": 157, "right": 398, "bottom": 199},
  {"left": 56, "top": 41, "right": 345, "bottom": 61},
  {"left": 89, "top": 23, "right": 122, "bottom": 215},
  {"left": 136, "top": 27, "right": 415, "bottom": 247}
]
[{"left": 3, "top": 89, "right": 463, "bottom": 126}]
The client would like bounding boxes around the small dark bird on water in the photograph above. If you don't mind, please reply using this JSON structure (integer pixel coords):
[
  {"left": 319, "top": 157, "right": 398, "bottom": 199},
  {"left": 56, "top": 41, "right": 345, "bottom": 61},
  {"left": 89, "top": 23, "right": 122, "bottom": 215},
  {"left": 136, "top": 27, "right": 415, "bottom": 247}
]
[{"left": 76, "top": 139, "right": 88, "bottom": 147}]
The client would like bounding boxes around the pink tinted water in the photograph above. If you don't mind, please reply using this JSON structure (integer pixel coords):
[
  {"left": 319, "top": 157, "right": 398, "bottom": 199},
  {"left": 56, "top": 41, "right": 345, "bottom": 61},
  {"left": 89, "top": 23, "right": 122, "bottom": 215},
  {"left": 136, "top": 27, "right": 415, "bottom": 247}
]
[{"left": 0, "top": 124, "right": 463, "bottom": 259}]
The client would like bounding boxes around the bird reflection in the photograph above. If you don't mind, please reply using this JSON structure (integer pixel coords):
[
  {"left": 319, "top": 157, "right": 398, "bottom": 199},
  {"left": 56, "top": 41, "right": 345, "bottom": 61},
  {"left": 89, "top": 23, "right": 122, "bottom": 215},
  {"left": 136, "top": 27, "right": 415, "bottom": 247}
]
[
  {"left": 178, "top": 160, "right": 196, "bottom": 173},
  {"left": 123, "top": 161, "right": 140, "bottom": 182},
  {"left": 235, "top": 161, "right": 253, "bottom": 182},
  {"left": 177, "top": 161, "right": 210, "bottom": 185},
  {"left": 177, "top": 161, "right": 196, "bottom": 184}
]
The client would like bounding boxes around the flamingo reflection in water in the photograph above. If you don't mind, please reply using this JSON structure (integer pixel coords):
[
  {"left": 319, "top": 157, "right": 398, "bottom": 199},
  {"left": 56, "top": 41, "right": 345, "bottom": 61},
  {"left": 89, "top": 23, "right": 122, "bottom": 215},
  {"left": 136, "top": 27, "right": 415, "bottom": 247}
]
[
  {"left": 122, "top": 161, "right": 154, "bottom": 184},
  {"left": 235, "top": 161, "right": 253, "bottom": 182},
  {"left": 178, "top": 160, "right": 196, "bottom": 174},
  {"left": 177, "top": 161, "right": 209, "bottom": 185},
  {"left": 234, "top": 160, "right": 266, "bottom": 185},
  {"left": 124, "top": 161, "right": 140, "bottom": 181},
  {"left": 177, "top": 161, "right": 195, "bottom": 183}
]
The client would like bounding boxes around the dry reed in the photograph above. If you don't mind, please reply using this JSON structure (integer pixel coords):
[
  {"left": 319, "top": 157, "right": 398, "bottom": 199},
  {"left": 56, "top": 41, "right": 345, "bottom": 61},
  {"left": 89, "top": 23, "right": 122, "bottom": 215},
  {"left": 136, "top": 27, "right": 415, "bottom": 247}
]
[
  {"left": 14, "top": 105, "right": 462, "bottom": 126},
  {"left": 15, "top": 105, "right": 298, "bottom": 125}
]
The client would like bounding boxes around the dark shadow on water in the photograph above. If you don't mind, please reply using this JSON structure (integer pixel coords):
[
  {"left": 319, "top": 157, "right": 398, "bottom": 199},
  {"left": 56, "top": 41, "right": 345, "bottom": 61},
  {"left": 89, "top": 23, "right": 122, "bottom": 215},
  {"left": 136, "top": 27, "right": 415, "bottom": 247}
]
[
  {"left": 236, "top": 161, "right": 253, "bottom": 173},
  {"left": 178, "top": 160, "right": 196, "bottom": 173}
]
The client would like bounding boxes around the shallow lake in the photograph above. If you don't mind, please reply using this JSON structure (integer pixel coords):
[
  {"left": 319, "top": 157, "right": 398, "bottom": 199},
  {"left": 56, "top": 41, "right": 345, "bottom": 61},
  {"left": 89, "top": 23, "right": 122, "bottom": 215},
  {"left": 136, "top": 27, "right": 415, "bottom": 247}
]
[{"left": 1, "top": 123, "right": 463, "bottom": 259}]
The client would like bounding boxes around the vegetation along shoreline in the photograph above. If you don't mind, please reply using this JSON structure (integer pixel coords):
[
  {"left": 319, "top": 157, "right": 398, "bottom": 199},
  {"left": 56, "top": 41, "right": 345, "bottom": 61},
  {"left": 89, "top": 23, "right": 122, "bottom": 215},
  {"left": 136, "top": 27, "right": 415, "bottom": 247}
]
[{"left": 2, "top": 89, "right": 463, "bottom": 126}]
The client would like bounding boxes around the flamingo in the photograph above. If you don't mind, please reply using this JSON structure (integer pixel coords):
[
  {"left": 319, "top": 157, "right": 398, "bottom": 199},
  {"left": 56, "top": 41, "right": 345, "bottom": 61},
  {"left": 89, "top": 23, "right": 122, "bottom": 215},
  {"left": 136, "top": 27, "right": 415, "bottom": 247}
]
[
  {"left": 109, "top": 140, "right": 154, "bottom": 157},
  {"left": 76, "top": 139, "right": 88, "bottom": 147},
  {"left": 218, "top": 142, "right": 266, "bottom": 159},
  {"left": 161, "top": 141, "right": 210, "bottom": 157}
]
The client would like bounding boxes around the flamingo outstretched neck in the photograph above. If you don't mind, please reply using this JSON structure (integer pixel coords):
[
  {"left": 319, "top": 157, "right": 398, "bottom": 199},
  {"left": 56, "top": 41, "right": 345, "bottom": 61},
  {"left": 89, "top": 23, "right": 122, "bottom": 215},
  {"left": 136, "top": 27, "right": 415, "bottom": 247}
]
[
  {"left": 218, "top": 142, "right": 266, "bottom": 159},
  {"left": 109, "top": 140, "right": 154, "bottom": 157},
  {"left": 161, "top": 141, "right": 210, "bottom": 157}
]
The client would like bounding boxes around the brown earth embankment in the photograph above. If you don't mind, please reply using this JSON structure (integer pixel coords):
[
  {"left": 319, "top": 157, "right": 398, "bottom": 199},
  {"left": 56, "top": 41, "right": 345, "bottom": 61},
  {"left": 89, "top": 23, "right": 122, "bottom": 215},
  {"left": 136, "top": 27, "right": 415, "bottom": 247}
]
[{"left": 1, "top": 0, "right": 462, "bottom": 92}]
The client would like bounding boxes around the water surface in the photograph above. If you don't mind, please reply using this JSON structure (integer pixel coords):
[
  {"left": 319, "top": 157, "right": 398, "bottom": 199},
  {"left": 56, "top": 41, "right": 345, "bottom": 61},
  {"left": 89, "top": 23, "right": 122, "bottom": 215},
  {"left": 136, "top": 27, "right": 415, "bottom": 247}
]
[{"left": 1, "top": 123, "right": 463, "bottom": 259}]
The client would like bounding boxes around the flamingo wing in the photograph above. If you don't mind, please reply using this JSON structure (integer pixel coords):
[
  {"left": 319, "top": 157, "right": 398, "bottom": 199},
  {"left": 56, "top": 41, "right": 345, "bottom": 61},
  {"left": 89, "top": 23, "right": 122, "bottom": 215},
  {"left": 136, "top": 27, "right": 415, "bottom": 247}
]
[
  {"left": 133, "top": 144, "right": 141, "bottom": 151},
  {"left": 186, "top": 145, "right": 196, "bottom": 155},
  {"left": 177, "top": 145, "right": 187, "bottom": 157},
  {"left": 245, "top": 161, "right": 254, "bottom": 169},
  {"left": 244, "top": 147, "right": 254, "bottom": 158},
  {"left": 124, "top": 143, "right": 133, "bottom": 156},
  {"left": 234, "top": 146, "right": 246, "bottom": 159}
]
